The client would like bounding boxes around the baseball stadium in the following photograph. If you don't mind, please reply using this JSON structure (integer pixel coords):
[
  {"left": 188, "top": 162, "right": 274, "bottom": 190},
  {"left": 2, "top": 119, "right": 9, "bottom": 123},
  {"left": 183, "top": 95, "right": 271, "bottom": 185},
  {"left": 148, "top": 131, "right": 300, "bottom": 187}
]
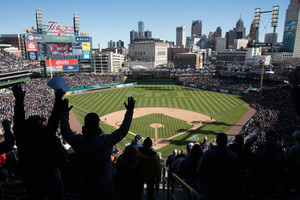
[
  {"left": 66, "top": 83, "right": 253, "bottom": 158},
  {"left": 1, "top": 3, "right": 300, "bottom": 199}
]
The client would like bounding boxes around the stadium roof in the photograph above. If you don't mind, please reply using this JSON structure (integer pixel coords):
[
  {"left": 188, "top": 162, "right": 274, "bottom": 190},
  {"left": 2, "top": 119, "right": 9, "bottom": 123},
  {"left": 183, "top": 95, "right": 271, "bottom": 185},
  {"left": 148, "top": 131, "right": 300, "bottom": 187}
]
[{"left": 130, "top": 65, "right": 148, "bottom": 70}]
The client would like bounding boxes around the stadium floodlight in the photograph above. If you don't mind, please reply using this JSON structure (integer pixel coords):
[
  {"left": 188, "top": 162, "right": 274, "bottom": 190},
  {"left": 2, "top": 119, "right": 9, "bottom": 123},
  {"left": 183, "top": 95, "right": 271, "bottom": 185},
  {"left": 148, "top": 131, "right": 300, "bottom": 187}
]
[
  {"left": 253, "top": 8, "right": 261, "bottom": 28},
  {"left": 271, "top": 6, "right": 279, "bottom": 27}
]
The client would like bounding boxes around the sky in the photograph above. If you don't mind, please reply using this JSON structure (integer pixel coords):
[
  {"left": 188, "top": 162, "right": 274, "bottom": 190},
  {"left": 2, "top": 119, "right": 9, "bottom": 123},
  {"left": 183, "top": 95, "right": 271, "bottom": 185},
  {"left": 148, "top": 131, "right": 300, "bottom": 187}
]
[{"left": 0, "top": 0, "right": 289, "bottom": 49}]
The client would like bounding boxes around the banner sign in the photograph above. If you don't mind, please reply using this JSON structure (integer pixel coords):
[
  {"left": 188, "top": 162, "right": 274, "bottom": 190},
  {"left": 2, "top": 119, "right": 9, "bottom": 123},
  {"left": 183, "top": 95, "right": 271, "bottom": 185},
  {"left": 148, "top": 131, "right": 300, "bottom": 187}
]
[
  {"left": 44, "top": 35, "right": 76, "bottom": 43},
  {"left": 46, "top": 59, "right": 78, "bottom": 66},
  {"left": 82, "top": 51, "right": 91, "bottom": 59},
  {"left": 45, "top": 21, "right": 73, "bottom": 34},
  {"left": 81, "top": 64, "right": 91, "bottom": 68},
  {"left": 76, "top": 37, "right": 90, "bottom": 42},
  {"left": 46, "top": 65, "right": 78, "bottom": 72},
  {"left": 82, "top": 42, "right": 90, "bottom": 51},
  {"left": 220, "top": 89, "right": 229, "bottom": 94},
  {"left": 25, "top": 34, "right": 44, "bottom": 42},
  {"left": 26, "top": 42, "right": 37, "bottom": 51},
  {"left": 27, "top": 52, "right": 38, "bottom": 60}
]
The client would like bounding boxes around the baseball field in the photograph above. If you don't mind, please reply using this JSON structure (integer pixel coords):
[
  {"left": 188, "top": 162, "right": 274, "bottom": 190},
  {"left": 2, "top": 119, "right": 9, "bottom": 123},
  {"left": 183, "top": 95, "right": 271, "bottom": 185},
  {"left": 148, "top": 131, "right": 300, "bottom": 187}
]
[{"left": 66, "top": 85, "right": 249, "bottom": 158}]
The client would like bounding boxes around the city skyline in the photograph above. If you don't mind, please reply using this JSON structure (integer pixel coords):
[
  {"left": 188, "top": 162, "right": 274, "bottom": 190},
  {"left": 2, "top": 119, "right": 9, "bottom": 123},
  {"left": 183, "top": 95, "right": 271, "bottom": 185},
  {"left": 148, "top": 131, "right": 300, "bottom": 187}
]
[{"left": 0, "top": 0, "right": 289, "bottom": 49}]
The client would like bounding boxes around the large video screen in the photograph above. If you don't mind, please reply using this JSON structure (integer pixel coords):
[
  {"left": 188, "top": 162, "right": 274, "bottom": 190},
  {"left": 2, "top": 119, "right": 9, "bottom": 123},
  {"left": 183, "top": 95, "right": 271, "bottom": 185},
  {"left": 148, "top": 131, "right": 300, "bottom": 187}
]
[{"left": 37, "top": 42, "right": 83, "bottom": 61}]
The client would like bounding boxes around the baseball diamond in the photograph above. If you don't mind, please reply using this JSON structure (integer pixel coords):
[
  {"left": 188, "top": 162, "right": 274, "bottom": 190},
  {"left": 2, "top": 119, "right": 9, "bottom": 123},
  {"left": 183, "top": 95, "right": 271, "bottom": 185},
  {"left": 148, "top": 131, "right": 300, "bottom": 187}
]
[{"left": 66, "top": 85, "right": 249, "bottom": 158}]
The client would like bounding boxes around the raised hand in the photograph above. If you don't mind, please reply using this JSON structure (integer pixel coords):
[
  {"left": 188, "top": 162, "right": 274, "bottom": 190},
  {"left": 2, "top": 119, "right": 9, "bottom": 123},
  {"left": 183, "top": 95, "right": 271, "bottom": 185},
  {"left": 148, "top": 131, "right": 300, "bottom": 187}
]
[
  {"left": 62, "top": 99, "right": 73, "bottom": 112},
  {"left": 124, "top": 96, "right": 135, "bottom": 111},
  {"left": 12, "top": 85, "right": 26, "bottom": 99}
]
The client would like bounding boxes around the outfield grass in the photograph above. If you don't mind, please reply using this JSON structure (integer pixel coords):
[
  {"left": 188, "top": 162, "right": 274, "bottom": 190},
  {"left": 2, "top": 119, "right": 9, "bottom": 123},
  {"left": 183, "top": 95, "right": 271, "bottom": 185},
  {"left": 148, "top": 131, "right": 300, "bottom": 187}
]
[
  {"left": 66, "top": 85, "right": 248, "bottom": 157},
  {"left": 129, "top": 113, "right": 192, "bottom": 138}
]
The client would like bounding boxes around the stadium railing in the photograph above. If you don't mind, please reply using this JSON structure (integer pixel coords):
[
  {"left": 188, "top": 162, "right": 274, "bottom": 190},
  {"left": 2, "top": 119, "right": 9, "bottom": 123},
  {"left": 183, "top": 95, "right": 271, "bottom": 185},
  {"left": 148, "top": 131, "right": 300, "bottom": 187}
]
[{"left": 169, "top": 172, "right": 200, "bottom": 200}]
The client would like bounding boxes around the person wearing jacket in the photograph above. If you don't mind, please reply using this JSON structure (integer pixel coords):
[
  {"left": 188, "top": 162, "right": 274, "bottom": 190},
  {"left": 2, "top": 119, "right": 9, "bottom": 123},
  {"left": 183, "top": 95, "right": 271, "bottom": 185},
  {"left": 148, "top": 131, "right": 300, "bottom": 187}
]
[
  {"left": 136, "top": 137, "right": 161, "bottom": 200},
  {"left": 12, "top": 85, "right": 67, "bottom": 200},
  {"left": 59, "top": 96, "right": 135, "bottom": 200}
]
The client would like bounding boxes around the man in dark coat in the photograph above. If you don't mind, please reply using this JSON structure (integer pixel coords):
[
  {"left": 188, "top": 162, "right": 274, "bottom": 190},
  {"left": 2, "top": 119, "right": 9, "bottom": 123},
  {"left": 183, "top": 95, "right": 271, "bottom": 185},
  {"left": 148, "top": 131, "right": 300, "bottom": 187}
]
[
  {"left": 197, "top": 133, "right": 240, "bottom": 200},
  {"left": 59, "top": 96, "right": 135, "bottom": 200},
  {"left": 12, "top": 85, "right": 67, "bottom": 200}
]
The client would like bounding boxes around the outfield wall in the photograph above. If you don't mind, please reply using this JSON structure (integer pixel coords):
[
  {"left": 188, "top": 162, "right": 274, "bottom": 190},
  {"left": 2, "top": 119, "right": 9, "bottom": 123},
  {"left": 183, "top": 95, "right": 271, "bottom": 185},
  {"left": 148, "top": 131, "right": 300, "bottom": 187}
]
[
  {"left": 182, "top": 82, "right": 244, "bottom": 95},
  {"left": 65, "top": 82, "right": 137, "bottom": 95}
]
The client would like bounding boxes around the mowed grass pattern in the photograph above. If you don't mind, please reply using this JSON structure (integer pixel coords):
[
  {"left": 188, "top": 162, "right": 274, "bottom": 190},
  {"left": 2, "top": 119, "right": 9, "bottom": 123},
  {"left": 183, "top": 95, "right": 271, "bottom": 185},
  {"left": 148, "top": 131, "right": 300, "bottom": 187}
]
[
  {"left": 66, "top": 85, "right": 248, "bottom": 156},
  {"left": 130, "top": 114, "right": 192, "bottom": 138}
]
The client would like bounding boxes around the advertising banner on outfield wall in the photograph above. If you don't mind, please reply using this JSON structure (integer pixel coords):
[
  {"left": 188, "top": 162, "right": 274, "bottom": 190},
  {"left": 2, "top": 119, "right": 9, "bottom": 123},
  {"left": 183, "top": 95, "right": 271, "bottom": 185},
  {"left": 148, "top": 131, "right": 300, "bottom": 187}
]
[{"left": 220, "top": 89, "right": 229, "bottom": 94}]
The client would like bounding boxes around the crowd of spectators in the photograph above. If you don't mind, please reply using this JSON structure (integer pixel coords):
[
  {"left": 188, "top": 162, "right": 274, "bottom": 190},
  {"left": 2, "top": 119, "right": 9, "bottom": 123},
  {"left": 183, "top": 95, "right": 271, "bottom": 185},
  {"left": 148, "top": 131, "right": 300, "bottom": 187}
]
[
  {"left": 0, "top": 74, "right": 120, "bottom": 129},
  {"left": 180, "top": 74, "right": 284, "bottom": 92},
  {"left": 0, "top": 52, "right": 39, "bottom": 73},
  {"left": 241, "top": 85, "right": 299, "bottom": 151}
]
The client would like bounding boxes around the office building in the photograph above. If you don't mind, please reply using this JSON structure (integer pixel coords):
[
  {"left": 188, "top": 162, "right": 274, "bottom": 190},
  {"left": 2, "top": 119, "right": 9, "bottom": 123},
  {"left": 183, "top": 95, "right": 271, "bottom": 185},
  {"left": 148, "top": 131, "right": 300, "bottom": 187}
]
[
  {"left": 130, "top": 30, "right": 138, "bottom": 43},
  {"left": 176, "top": 26, "right": 186, "bottom": 47},
  {"left": 225, "top": 18, "right": 246, "bottom": 49},
  {"left": 128, "top": 40, "right": 169, "bottom": 67},
  {"left": 145, "top": 30, "right": 152, "bottom": 39},
  {"left": 214, "top": 27, "right": 222, "bottom": 38},
  {"left": 191, "top": 20, "right": 202, "bottom": 37},
  {"left": 108, "top": 40, "right": 116, "bottom": 48},
  {"left": 249, "top": 20, "right": 258, "bottom": 42},
  {"left": 214, "top": 37, "right": 226, "bottom": 51},
  {"left": 264, "top": 33, "right": 278, "bottom": 44},
  {"left": 234, "top": 38, "right": 248, "bottom": 49},
  {"left": 283, "top": 0, "right": 300, "bottom": 58},
  {"left": 174, "top": 53, "right": 203, "bottom": 69},
  {"left": 93, "top": 52, "right": 124, "bottom": 73},
  {"left": 138, "top": 21, "right": 144, "bottom": 39},
  {"left": 116, "top": 40, "right": 124, "bottom": 48}
]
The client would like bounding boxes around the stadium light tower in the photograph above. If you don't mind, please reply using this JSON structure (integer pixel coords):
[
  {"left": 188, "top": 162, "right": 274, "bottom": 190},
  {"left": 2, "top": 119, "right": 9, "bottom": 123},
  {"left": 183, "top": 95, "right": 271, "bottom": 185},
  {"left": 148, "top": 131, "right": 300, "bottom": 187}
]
[
  {"left": 270, "top": 5, "right": 279, "bottom": 69},
  {"left": 252, "top": 8, "right": 261, "bottom": 68}
]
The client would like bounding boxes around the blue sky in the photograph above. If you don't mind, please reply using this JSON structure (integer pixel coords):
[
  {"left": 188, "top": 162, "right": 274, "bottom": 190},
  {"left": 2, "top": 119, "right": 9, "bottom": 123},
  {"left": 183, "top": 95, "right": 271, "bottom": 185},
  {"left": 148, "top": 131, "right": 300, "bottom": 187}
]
[{"left": 0, "top": 0, "right": 289, "bottom": 48}]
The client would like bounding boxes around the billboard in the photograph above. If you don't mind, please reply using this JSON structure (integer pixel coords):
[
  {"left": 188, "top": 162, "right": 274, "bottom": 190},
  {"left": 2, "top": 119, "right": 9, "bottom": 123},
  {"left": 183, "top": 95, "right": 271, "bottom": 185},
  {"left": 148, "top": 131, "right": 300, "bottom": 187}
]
[
  {"left": 25, "top": 34, "right": 44, "bottom": 42},
  {"left": 44, "top": 35, "right": 76, "bottom": 43},
  {"left": 76, "top": 37, "right": 90, "bottom": 42},
  {"left": 82, "top": 51, "right": 91, "bottom": 59},
  {"left": 48, "top": 43, "right": 73, "bottom": 56},
  {"left": 38, "top": 42, "right": 83, "bottom": 61},
  {"left": 27, "top": 52, "right": 38, "bottom": 61},
  {"left": 45, "top": 59, "right": 78, "bottom": 72},
  {"left": 82, "top": 42, "right": 90, "bottom": 51},
  {"left": 283, "top": 20, "right": 298, "bottom": 52},
  {"left": 26, "top": 42, "right": 37, "bottom": 51}
]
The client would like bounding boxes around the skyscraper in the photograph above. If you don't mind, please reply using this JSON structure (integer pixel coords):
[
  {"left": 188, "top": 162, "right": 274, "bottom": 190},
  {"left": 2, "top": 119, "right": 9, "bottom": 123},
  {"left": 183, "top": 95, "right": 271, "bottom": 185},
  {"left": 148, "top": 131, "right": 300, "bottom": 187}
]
[
  {"left": 248, "top": 20, "right": 257, "bottom": 43},
  {"left": 213, "top": 26, "right": 222, "bottom": 38},
  {"left": 191, "top": 20, "right": 202, "bottom": 37},
  {"left": 176, "top": 26, "right": 186, "bottom": 47},
  {"left": 138, "top": 21, "right": 144, "bottom": 39},
  {"left": 283, "top": 0, "right": 300, "bottom": 57},
  {"left": 225, "top": 18, "right": 246, "bottom": 49},
  {"left": 130, "top": 30, "right": 138, "bottom": 43},
  {"left": 144, "top": 30, "right": 152, "bottom": 39}
]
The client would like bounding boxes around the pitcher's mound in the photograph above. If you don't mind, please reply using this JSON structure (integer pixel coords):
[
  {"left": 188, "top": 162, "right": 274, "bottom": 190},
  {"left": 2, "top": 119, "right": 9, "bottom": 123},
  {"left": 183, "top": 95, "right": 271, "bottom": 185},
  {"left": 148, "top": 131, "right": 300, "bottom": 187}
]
[{"left": 150, "top": 123, "right": 163, "bottom": 128}]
